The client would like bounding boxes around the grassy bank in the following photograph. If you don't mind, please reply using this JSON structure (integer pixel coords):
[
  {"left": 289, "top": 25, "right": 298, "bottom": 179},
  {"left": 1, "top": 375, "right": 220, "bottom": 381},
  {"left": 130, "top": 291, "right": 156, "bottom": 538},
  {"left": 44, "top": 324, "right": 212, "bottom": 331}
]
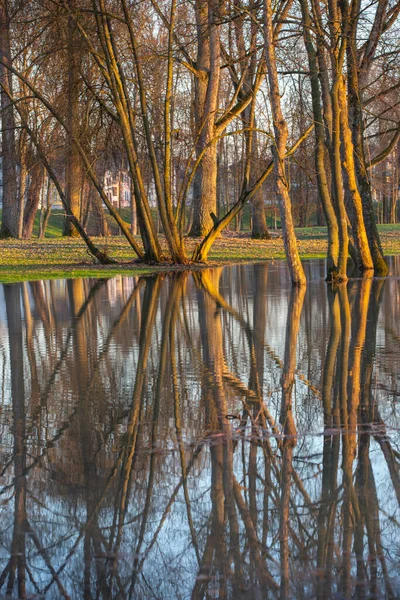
[{"left": 0, "top": 224, "right": 399, "bottom": 283}]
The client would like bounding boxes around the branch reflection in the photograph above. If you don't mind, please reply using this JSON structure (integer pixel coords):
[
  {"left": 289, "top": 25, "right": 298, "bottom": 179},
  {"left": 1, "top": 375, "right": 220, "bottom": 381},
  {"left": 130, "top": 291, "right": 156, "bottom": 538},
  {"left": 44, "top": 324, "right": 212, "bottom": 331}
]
[{"left": 0, "top": 263, "right": 399, "bottom": 599}]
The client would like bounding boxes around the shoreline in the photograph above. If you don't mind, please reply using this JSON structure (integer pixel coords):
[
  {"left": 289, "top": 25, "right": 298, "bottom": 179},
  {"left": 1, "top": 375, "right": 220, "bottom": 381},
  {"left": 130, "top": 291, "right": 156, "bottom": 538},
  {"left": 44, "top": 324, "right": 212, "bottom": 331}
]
[{"left": 1, "top": 225, "right": 399, "bottom": 283}]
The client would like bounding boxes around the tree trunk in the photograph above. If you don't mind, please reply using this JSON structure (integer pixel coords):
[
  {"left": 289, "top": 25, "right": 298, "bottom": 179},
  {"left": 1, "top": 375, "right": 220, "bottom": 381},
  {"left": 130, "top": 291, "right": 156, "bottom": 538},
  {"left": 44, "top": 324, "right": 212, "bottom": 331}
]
[
  {"left": 353, "top": 139, "right": 388, "bottom": 273},
  {"left": 38, "top": 207, "right": 51, "bottom": 240},
  {"left": 251, "top": 190, "right": 269, "bottom": 239},
  {"left": 96, "top": 0, "right": 162, "bottom": 260},
  {"left": 130, "top": 179, "right": 137, "bottom": 235},
  {"left": 190, "top": 142, "right": 218, "bottom": 236},
  {"left": 329, "top": 77, "right": 349, "bottom": 281},
  {"left": 0, "top": 0, "right": 18, "bottom": 238},
  {"left": 243, "top": 103, "right": 270, "bottom": 239},
  {"left": 189, "top": 0, "right": 220, "bottom": 237},
  {"left": 17, "top": 134, "right": 28, "bottom": 238},
  {"left": 346, "top": 0, "right": 388, "bottom": 275},
  {"left": 23, "top": 162, "right": 43, "bottom": 239},
  {"left": 389, "top": 160, "right": 397, "bottom": 223},
  {"left": 338, "top": 80, "right": 373, "bottom": 272},
  {"left": 90, "top": 185, "right": 109, "bottom": 237},
  {"left": 299, "top": 0, "right": 339, "bottom": 276},
  {"left": 38, "top": 176, "right": 51, "bottom": 239},
  {"left": 63, "top": 0, "right": 81, "bottom": 237},
  {"left": 264, "top": 0, "right": 306, "bottom": 286}
]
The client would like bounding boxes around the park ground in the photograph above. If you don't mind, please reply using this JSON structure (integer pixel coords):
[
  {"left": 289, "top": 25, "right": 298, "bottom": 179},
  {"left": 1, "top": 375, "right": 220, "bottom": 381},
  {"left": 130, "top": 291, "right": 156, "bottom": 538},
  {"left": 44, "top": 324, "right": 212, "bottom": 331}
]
[{"left": 0, "top": 218, "right": 399, "bottom": 283}]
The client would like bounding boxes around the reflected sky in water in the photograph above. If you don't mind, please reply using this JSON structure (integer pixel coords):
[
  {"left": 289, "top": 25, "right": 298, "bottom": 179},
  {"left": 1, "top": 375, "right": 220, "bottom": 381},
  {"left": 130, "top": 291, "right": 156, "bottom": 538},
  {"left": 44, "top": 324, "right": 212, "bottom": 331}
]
[{"left": 0, "top": 258, "right": 399, "bottom": 599}]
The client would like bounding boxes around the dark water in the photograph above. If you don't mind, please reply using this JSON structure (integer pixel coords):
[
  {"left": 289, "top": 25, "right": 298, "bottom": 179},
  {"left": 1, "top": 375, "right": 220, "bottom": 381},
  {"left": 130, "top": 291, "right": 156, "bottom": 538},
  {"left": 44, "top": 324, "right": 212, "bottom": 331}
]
[{"left": 0, "top": 259, "right": 399, "bottom": 600}]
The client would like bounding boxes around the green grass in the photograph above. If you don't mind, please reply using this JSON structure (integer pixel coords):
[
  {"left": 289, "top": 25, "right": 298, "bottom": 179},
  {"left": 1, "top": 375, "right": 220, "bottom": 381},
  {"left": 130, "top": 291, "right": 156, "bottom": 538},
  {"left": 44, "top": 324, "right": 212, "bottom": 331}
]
[
  {"left": 375, "top": 223, "right": 400, "bottom": 231},
  {"left": 0, "top": 210, "right": 399, "bottom": 283},
  {"left": 0, "top": 267, "right": 155, "bottom": 285},
  {"left": 31, "top": 211, "right": 65, "bottom": 238}
]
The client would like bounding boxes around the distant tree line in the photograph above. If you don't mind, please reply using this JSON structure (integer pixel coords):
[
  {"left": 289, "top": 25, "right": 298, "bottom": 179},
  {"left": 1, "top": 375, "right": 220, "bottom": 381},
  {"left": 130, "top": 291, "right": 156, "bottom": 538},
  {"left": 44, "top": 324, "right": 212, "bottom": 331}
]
[{"left": 0, "top": 0, "right": 399, "bottom": 282}]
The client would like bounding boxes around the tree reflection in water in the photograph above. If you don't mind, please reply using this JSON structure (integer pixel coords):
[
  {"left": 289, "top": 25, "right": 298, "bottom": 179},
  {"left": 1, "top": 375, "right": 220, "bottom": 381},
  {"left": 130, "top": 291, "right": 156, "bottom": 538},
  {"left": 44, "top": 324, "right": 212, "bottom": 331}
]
[{"left": 0, "top": 261, "right": 399, "bottom": 599}]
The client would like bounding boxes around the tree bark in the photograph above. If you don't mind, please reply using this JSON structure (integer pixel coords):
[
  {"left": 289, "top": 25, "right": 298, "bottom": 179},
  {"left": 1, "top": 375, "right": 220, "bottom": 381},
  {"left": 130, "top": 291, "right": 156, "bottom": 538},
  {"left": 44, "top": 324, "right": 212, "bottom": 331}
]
[
  {"left": 63, "top": 0, "right": 81, "bottom": 236},
  {"left": 299, "top": 0, "right": 339, "bottom": 276},
  {"left": 89, "top": 184, "right": 109, "bottom": 236},
  {"left": 338, "top": 80, "right": 373, "bottom": 272},
  {"left": 232, "top": 8, "right": 270, "bottom": 241},
  {"left": 243, "top": 102, "right": 270, "bottom": 239},
  {"left": 346, "top": 0, "right": 388, "bottom": 275},
  {"left": 0, "top": 0, "right": 18, "bottom": 238},
  {"left": 93, "top": 0, "right": 162, "bottom": 260},
  {"left": 264, "top": 0, "right": 306, "bottom": 286},
  {"left": 189, "top": 0, "right": 220, "bottom": 237},
  {"left": 23, "top": 162, "right": 44, "bottom": 238},
  {"left": 329, "top": 77, "right": 349, "bottom": 281}
]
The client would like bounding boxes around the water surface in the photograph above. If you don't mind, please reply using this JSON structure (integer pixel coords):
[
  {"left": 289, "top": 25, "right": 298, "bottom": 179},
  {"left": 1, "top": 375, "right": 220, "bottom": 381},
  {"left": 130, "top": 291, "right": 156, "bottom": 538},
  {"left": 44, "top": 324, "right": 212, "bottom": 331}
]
[{"left": 0, "top": 259, "right": 399, "bottom": 599}]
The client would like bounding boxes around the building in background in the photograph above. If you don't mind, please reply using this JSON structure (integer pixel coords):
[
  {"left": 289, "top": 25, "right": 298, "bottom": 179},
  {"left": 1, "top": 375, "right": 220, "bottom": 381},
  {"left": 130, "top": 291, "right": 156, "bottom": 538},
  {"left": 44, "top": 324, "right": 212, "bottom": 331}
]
[{"left": 103, "top": 169, "right": 131, "bottom": 209}]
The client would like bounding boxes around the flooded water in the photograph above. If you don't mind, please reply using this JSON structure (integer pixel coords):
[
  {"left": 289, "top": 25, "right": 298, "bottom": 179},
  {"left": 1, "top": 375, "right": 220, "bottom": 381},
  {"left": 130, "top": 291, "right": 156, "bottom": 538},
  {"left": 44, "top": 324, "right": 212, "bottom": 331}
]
[{"left": 0, "top": 259, "right": 399, "bottom": 600}]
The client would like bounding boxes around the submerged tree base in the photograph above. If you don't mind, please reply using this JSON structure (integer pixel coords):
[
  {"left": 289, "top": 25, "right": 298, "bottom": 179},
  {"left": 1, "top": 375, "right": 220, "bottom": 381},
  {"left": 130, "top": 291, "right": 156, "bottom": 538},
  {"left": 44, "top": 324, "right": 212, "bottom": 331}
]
[
  {"left": 325, "top": 268, "right": 348, "bottom": 284},
  {"left": 373, "top": 255, "right": 389, "bottom": 277}
]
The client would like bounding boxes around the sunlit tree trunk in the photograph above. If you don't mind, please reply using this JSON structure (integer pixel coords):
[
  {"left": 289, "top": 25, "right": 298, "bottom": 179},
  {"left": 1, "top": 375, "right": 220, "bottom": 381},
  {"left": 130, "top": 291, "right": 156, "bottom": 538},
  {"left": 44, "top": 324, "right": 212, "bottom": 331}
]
[
  {"left": 339, "top": 80, "right": 373, "bottom": 272},
  {"left": 263, "top": 0, "right": 306, "bottom": 286},
  {"left": 118, "top": 0, "right": 186, "bottom": 261},
  {"left": 326, "top": 0, "right": 350, "bottom": 281},
  {"left": 191, "top": 126, "right": 313, "bottom": 262},
  {"left": 346, "top": 0, "right": 388, "bottom": 275},
  {"left": 162, "top": 0, "right": 187, "bottom": 261},
  {"left": 299, "top": 0, "right": 339, "bottom": 277}
]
